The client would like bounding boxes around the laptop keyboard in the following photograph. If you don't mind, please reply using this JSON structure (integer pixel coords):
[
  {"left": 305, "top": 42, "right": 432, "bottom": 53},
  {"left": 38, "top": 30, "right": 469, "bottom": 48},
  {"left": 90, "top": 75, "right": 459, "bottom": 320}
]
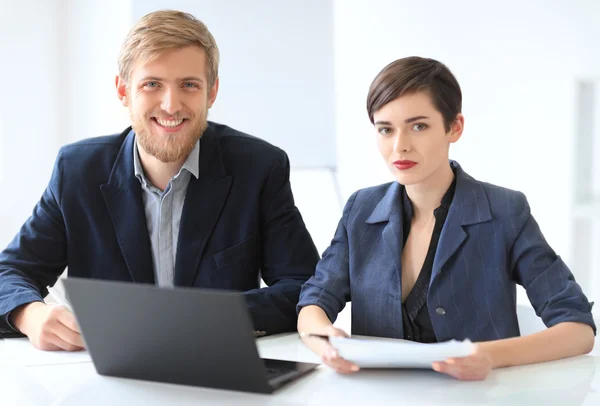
[{"left": 265, "top": 366, "right": 294, "bottom": 380}]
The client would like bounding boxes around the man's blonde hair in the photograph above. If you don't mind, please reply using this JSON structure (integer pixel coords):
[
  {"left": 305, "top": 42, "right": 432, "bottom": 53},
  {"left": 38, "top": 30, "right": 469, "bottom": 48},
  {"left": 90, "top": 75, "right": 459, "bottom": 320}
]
[{"left": 118, "top": 10, "right": 219, "bottom": 87}]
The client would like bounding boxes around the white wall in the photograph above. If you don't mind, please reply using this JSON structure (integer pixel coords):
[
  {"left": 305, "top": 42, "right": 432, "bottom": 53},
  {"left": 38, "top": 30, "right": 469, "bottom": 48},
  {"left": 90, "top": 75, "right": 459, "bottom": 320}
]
[
  {"left": 333, "top": 0, "right": 600, "bottom": 304},
  {"left": 0, "top": 0, "right": 62, "bottom": 247},
  {"left": 0, "top": 0, "right": 132, "bottom": 247},
  {"left": 59, "top": 0, "right": 132, "bottom": 145}
]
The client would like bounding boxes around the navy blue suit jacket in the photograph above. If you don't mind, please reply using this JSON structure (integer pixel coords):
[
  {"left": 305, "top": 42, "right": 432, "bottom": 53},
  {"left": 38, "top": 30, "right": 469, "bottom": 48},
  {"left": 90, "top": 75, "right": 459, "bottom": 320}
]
[
  {"left": 0, "top": 122, "right": 319, "bottom": 335},
  {"left": 298, "top": 162, "right": 596, "bottom": 341}
]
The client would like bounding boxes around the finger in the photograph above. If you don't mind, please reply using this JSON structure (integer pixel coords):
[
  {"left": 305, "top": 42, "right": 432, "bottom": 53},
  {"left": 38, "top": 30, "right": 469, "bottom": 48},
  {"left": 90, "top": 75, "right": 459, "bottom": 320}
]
[
  {"left": 328, "top": 357, "right": 359, "bottom": 372},
  {"left": 56, "top": 309, "right": 81, "bottom": 333},
  {"left": 324, "top": 359, "right": 358, "bottom": 374},
  {"left": 52, "top": 319, "right": 85, "bottom": 349},
  {"left": 55, "top": 324, "right": 85, "bottom": 349},
  {"left": 432, "top": 361, "right": 463, "bottom": 379},
  {"left": 433, "top": 361, "right": 485, "bottom": 381},
  {"left": 445, "top": 356, "right": 475, "bottom": 367},
  {"left": 30, "top": 337, "right": 62, "bottom": 351},
  {"left": 322, "top": 353, "right": 359, "bottom": 373},
  {"left": 47, "top": 332, "right": 83, "bottom": 352}
]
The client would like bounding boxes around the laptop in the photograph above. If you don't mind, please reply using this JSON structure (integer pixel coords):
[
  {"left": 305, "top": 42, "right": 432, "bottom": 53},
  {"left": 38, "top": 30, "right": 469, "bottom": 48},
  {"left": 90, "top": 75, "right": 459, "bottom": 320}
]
[{"left": 62, "top": 277, "right": 319, "bottom": 394}]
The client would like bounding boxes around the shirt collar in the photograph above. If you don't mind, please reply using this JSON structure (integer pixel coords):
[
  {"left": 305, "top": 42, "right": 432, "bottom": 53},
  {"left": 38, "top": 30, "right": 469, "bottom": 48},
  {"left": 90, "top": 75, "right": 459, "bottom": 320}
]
[{"left": 180, "top": 140, "right": 200, "bottom": 179}]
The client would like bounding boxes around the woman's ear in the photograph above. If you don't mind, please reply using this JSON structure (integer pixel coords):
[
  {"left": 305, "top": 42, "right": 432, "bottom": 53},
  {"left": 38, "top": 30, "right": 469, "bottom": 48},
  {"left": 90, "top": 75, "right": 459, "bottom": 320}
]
[{"left": 448, "top": 113, "right": 464, "bottom": 143}]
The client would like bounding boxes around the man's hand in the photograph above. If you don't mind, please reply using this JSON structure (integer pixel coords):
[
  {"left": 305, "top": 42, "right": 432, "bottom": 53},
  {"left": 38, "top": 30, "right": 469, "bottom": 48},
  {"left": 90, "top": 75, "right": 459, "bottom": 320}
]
[
  {"left": 11, "top": 302, "right": 84, "bottom": 351},
  {"left": 300, "top": 325, "right": 359, "bottom": 374},
  {"left": 432, "top": 344, "right": 492, "bottom": 381}
]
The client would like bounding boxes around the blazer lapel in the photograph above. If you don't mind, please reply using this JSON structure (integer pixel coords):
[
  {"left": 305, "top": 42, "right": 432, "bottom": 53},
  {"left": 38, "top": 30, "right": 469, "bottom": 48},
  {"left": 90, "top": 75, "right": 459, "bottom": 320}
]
[
  {"left": 100, "top": 128, "right": 155, "bottom": 284},
  {"left": 431, "top": 161, "right": 493, "bottom": 283},
  {"left": 366, "top": 182, "right": 404, "bottom": 294},
  {"left": 174, "top": 126, "right": 232, "bottom": 287}
]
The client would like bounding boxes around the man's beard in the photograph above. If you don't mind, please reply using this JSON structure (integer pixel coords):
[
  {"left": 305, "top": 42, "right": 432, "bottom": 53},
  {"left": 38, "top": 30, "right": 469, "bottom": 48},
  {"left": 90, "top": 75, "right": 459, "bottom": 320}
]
[{"left": 131, "top": 110, "right": 208, "bottom": 163}]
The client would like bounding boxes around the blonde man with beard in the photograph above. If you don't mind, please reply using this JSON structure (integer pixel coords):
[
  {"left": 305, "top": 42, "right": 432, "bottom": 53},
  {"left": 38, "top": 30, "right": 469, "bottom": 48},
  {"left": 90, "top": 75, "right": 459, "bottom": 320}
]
[{"left": 0, "top": 10, "right": 319, "bottom": 350}]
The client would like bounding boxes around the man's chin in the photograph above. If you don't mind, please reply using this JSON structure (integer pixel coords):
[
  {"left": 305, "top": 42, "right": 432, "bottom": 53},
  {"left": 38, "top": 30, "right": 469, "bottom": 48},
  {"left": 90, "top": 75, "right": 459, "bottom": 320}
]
[
  {"left": 133, "top": 118, "right": 206, "bottom": 163},
  {"left": 153, "top": 155, "right": 181, "bottom": 164},
  {"left": 145, "top": 138, "right": 200, "bottom": 162}
]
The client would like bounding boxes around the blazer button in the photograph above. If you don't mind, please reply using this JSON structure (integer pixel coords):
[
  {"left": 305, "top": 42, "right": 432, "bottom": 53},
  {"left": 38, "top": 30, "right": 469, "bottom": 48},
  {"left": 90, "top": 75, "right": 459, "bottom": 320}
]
[{"left": 436, "top": 307, "right": 446, "bottom": 315}]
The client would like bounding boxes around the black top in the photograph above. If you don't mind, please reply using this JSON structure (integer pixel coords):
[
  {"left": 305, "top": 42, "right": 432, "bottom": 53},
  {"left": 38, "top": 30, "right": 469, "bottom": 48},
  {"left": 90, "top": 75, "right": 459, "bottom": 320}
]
[{"left": 401, "top": 176, "right": 457, "bottom": 343}]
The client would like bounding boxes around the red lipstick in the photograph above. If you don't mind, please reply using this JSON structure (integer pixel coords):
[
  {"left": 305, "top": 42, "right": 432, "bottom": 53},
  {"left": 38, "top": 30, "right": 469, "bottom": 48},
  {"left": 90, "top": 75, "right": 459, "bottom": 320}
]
[{"left": 393, "top": 160, "right": 417, "bottom": 170}]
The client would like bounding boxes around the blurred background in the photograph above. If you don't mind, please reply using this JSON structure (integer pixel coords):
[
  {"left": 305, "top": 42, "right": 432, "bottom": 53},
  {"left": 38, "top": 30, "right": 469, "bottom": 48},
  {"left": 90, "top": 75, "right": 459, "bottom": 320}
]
[{"left": 1, "top": 0, "right": 599, "bottom": 327}]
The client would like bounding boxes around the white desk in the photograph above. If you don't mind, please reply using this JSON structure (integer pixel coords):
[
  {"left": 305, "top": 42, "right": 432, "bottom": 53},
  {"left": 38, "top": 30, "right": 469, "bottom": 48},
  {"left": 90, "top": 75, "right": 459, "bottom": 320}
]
[{"left": 1, "top": 334, "right": 599, "bottom": 406}]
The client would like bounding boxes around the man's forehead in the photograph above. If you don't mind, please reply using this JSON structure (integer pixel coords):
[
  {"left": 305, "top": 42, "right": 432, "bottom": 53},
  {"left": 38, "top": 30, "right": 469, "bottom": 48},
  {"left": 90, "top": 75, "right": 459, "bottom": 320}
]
[{"left": 131, "top": 47, "right": 208, "bottom": 81}]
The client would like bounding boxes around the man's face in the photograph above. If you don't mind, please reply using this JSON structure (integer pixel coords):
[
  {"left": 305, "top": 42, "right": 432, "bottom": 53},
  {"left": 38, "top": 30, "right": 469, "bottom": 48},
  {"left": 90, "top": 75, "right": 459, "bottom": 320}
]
[{"left": 117, "top": 46, "right": 218, "bottom": 163}]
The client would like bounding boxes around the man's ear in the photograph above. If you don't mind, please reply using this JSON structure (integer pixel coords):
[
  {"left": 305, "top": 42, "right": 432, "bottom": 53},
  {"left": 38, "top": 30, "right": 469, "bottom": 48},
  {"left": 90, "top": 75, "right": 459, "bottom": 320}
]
[
  {"left": 207, "top": 76, "right": 219, "bottom": 109},
  {"left": 115, "top": 75, "right": 129, "bottom": 107},
  {"left": 448, "top": 113, "right": 464, "bottom": 144}
]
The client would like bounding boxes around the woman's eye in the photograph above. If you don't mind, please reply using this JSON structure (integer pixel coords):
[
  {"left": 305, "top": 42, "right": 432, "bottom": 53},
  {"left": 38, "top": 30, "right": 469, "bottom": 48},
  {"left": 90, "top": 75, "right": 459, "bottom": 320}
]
[
  {"left": 412, "top": 123, "right": 428, "bottom": 131},
  {"left": 378, "top": 127, "right": 392, "bottom": 135}
]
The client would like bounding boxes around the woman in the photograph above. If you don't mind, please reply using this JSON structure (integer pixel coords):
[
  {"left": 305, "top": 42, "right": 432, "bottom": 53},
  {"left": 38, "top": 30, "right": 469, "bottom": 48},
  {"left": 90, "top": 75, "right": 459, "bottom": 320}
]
[{"left": 297, "top": 56, "right": 596, "bottom": 381}]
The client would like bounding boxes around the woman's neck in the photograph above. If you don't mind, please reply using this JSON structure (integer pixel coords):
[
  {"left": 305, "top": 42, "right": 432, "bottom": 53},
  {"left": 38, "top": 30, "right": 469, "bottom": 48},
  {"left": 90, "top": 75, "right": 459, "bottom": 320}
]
[{"left": 405, "top": 163, "right": 454, "bottom": 220}]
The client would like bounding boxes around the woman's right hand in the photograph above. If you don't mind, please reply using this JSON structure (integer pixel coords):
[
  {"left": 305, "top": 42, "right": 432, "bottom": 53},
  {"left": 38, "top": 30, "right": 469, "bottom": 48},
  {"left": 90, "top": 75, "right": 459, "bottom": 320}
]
[{"left": 301, "top": 325, "right": 360, "bottom": 374}]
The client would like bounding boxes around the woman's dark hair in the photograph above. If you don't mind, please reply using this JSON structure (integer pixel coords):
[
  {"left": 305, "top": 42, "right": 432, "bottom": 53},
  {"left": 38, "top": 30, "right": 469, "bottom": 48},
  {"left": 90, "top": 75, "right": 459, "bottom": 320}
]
[{"left": 367, "top": 56, "right": 462, "bottom": 132}]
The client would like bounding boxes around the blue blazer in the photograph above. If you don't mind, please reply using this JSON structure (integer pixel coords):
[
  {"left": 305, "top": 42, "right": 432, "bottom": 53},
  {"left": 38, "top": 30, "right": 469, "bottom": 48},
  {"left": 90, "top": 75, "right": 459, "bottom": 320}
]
[
  {"left": 298, "top": 161, "right": 596, "bottom": 341},
  {"left": 0, "top": 122, "right": 319, "bottom": 335}
]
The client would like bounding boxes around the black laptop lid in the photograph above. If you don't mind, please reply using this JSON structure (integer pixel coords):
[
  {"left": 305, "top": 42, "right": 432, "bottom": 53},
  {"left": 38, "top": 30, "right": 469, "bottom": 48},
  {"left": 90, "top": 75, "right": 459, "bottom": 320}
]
[{"left": 63, "top": 278, "right": 274, "bottom": 393}]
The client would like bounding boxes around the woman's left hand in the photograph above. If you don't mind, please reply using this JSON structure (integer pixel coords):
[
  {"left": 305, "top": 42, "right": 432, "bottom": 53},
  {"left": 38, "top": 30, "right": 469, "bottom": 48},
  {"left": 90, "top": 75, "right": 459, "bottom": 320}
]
[{"left": 432, "top": 344, "right": 492, "bottom": 381}]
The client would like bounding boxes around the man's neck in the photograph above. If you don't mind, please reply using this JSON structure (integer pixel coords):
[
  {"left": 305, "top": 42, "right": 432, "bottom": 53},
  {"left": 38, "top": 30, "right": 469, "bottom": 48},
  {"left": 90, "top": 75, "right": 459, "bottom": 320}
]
[
  {"left": 137, "top": 146, "right": 186, "bottom": 191},
  {"left": 405, "top": 163, "right": 454, "bottom": 220}
]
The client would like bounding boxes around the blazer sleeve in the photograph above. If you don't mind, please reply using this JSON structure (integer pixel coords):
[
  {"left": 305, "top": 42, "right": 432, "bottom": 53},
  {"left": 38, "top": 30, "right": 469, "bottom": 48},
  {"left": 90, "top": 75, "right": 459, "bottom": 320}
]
[
  {"left": 0, "top": 150, "right": 68, "bottom": 333},
  {"left": 509, "top": 193, "right": 596, "bottom": 334},
  {"left": 242, "top": 152, "right": 320, "bottom": 334},
  {"left": 296, "top": 191, "right": 358, "bottom": 323}
]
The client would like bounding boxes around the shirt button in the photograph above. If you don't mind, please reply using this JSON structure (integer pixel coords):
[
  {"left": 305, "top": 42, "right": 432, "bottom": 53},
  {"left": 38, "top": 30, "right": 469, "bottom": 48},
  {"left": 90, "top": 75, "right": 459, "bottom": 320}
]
[{"left": 436, "top": 307, "right": 446, "bottom": 315}]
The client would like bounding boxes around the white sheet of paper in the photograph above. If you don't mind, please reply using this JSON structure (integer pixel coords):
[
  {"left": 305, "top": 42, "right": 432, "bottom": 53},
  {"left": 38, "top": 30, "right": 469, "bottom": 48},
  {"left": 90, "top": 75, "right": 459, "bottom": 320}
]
[
  {"left": 2, "top": 338, "right": 92, "bottom": 366},
  {"left": 329, "top": 336, "right": 475, "bottom": 368}
]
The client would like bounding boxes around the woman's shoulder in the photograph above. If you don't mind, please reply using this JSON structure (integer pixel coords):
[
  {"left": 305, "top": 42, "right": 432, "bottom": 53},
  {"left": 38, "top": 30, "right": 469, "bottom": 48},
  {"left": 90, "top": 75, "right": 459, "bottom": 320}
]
[
  {"left": 347, "top": 181, "right": 397, "bottom": 207},
  {"left": 338, "top": 182, "right": 399, "bottom": 224},
  {"left": 466, "top": 177, "right": 530, "bottom": 219}
]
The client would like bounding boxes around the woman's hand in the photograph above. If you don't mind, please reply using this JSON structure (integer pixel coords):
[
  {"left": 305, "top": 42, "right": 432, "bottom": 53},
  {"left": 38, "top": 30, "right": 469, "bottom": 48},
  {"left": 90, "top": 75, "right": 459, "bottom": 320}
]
[
  {"left": 300, "top": 325, "right": 360, "bottom": 374},
  {"left": 432, "top": 344, "right": 492, "bottom": 381}
]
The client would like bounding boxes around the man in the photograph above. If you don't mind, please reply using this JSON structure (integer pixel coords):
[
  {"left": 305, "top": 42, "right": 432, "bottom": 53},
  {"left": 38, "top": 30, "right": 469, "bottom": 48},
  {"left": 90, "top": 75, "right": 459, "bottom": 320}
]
[{"left": 0, "top": 10, "right": 319, "bottom": 351}]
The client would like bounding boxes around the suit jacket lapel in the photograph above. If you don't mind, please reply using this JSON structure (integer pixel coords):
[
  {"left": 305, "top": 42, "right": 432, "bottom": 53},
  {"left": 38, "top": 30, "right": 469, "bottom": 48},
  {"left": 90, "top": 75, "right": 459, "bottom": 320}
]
[
  {"left": 174, "top": 126, "right": 232, "bottom": 287},
  {"left": 100, "top": 128, "right": 155, "bottom": 284},
  {"left": 431, "top": 161, "right": 492, "bottom": 283},
  {"left": 366, "top": 182, "right": 404, "bottom": 295}
]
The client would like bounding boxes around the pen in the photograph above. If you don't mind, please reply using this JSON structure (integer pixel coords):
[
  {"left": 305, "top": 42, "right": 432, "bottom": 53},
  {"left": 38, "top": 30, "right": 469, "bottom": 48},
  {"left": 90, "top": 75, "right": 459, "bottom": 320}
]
[{"left": 46, "top": 285, "right": 73, "bottom": 311}]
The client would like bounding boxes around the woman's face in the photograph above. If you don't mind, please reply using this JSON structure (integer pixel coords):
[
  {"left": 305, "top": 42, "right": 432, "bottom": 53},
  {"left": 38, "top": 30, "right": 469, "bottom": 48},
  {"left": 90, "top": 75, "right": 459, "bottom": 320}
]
[{"left": 374, "top": 91, "right": 463, "bottom": 186}]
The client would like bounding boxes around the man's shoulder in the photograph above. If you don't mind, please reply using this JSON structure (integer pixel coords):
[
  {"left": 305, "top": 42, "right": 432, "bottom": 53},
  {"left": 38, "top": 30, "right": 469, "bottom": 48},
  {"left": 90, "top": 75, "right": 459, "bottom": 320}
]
[
  {"left": 53, "top": 129, "right": 130, "bottom": 182},
  {"left": 58, "top": 131, "right": 126, "bottom": 160},
  {"left": 208, "top": 122, "right": 286, "bottom": 161}
]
